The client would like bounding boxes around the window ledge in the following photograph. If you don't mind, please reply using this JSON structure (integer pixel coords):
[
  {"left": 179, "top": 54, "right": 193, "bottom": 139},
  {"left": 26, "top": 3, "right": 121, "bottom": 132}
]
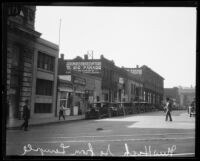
[{"left": 37, "top": 67, "right": 54, "bottom": 74}]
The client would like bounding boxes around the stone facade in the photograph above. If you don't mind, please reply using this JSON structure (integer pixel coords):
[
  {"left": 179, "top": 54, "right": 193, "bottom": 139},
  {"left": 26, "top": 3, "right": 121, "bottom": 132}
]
[{"left": 6, "top": 5, "right": 58, "bottom": 120}]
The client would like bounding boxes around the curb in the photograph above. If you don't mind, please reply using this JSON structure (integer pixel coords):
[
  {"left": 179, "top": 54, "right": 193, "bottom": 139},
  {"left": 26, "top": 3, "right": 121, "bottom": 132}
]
[{"left": 6, "top": 117, "right": 86, "bottom": 130}]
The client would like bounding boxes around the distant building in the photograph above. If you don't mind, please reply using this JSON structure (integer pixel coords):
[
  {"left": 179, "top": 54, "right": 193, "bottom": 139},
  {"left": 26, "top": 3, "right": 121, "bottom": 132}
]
[
  {"left": 124, "top": 65, "right": 164, "bottom": 106},
  {"left": 6, "top": 6, "right": 59, "bottom": 120},
  {"left": 178, "top": 87, "right": 195, "bottom": 109},
  {"left": 164, "top": 87, "right": 180, "bottom": 108}
]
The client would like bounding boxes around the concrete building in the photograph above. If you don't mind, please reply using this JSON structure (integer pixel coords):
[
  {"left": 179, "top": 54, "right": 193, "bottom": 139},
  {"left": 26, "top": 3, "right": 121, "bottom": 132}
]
[{"left": 6, "top": 5, "right": 58, "bottom": 120}]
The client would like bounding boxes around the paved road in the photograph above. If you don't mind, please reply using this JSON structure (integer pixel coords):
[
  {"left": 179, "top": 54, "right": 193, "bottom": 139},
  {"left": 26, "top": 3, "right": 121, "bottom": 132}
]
[{"left": 6, "top": 110, "right": 195, "bottom": 157}]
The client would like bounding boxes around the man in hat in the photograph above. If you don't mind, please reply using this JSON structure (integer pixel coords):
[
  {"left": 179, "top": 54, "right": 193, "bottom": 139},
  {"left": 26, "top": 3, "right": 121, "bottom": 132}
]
[
  {"left": 164, "top": 98, "right": 173, "bottom": 121},
  {"left": 21, "top": 99, "right": 30, "bottom": 131}
]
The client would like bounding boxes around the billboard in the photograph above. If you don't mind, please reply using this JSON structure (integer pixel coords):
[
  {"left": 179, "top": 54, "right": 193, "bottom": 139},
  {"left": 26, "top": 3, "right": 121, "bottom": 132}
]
[{"left": 66, "top": 61, "right": 101, "bottom": 73}]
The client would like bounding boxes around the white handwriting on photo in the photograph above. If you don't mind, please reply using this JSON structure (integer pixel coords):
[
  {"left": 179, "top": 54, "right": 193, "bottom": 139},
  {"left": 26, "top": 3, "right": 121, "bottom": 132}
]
[{"left": 21, "top": 143, "right": 176, "bottom": 156}]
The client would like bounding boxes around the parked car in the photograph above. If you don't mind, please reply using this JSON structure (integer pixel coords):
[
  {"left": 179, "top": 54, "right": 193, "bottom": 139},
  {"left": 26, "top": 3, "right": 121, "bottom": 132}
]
[
  {"left": 85, "top": 105, "right": 100, "bottom": 119},
  {"left": 85, "top": 102, "right": 110, "bottom": 119}
]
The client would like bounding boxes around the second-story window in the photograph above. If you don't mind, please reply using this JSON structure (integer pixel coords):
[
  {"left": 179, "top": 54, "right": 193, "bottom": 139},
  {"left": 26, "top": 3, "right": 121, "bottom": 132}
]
[
  {"left": 37, "top": 51, "right": 55, "bottom": 72},
  {"left": 36, "top": 79, "right": 53, "bottom": 96}
]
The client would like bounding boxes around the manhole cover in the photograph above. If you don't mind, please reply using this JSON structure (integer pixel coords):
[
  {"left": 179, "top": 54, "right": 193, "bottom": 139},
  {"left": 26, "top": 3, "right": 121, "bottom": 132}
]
[{"left": 96, "top": 128, "right": 104, "bottom": 131}]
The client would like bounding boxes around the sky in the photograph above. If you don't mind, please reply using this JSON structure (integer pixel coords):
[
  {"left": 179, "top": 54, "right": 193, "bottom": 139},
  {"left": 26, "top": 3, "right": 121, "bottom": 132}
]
[{"left": 35, "top": 6, "right": 196, "bottom": 88}]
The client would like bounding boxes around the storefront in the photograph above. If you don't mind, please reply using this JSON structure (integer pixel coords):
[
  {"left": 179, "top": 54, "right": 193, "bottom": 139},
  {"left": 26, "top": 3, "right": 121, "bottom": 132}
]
[{"left": 57, "top": 69, "right": 102, "bottom": 116}]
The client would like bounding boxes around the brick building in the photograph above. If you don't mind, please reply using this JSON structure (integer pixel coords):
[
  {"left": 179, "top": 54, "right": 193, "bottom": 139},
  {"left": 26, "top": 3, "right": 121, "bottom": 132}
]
[
  {"left": 57, "top": 66, "right": 102, "bottom": 116},
  {"left": 58, "top": 54, "right": 143, "bottom": 104},
  {"left": 6, "top": 5, "right": 58, "bottom": 120},
  {"left": 124, "top": 65, "right": 164, "bottom": 106}
]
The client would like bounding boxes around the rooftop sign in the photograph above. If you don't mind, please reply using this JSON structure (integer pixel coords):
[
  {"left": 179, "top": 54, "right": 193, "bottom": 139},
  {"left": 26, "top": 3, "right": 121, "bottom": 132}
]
[
  {"left": 66, "top": 61, "right": 101, "bottom": 74},
  {"left": 125, "top": 68, "right": 142, "bottom": 75}
]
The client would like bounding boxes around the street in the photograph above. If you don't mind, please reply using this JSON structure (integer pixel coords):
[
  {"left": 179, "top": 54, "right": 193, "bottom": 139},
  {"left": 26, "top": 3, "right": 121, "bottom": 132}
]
[{"left": 6, "top": 110, "right": 195, "bottom": 157}]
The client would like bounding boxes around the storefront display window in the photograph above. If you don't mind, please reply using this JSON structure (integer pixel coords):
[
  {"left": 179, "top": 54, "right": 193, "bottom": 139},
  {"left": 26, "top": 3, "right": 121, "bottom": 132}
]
[{"left": 60, "top": 92, "right": 68, "bottom": 107}]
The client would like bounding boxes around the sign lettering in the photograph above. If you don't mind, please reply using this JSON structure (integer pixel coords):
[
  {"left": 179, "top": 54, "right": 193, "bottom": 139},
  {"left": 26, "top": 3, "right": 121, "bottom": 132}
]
[
  {"left": 66, "top": 61, "right": 101, "bottom": 73},
  {"left": 126, "top": 69, "right": 142, "bottom": 75}
]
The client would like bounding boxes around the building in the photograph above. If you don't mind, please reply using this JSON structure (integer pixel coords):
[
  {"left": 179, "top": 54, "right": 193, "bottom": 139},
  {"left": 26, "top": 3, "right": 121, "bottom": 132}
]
[
  {"left": 164, "top": 87, "right": 180, "bottom": 108},
  {"left": 6, "top": 5, "right": 59, "bottom": 120},
  {"left": 178, "top": 87, "right": 195, "bottom": 109},
  {"left": 164, "top": 87, "right": 180, "bottom": 103},
  {"left": 58, "top": 54, "right": 143, "bottom": 104},
  {"left": 57, "top": 68, "right": 102, "bottom": 116},
  {"left": 124, "top": 65, "right": 164, "bottom": 106}
]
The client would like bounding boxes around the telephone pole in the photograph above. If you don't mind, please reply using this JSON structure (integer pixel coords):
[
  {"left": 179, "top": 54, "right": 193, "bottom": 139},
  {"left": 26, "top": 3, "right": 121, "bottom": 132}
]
[{"left": 58, "top": 18, "right": 62, "bottom": 55}]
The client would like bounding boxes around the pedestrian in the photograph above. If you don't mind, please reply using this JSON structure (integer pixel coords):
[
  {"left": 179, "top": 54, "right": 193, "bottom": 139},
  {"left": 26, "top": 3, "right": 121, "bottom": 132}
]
[
  {"left": 188, "top": 105, "right": 192, "bottom": 117},
  {"left": 59, "top": 104, "right": 65, "bottom": 120},
  {"left": 21, "top": 99, "right": 30, "bottom": 131},
  {"left": 164, "top": 98, "right": 173, "bottom": 121}
]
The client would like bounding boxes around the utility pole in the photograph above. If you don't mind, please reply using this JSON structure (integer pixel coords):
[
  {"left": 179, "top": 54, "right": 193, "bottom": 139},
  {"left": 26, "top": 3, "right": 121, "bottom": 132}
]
[
  {"left": 58, "top": 18, "right": 62, "bottom": 55},
  {"left": 87, "top": 50, "right": 94, "bottom": 59}
]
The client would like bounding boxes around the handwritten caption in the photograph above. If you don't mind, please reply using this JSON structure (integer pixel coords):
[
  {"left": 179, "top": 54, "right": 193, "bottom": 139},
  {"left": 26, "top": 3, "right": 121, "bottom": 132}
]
[{"left": 21, "top": 143, "right": 176, "bottom": 156}]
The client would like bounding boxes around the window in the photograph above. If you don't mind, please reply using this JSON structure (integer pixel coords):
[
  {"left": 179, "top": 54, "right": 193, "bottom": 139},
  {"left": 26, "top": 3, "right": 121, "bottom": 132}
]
[
  {"left": 96, "top": 96, "right": 100, "bottom": 102},
  {"left": 104, "top": 94, "right": 108, "bottom": 101},
  {"left": 10, "top": 74, "right": 19, "bottom": 88},
  {"left": 12, "top": 45, "right": 20, "bottom": 67},
  {"left": 34, "top": 103, "right": 52, "bottom": 113},
  {"left": 131, "top": 84, "right": 134, "bottom": 95},
  {"left": 36, "top": 79, "right": 53, "bottom": 96},
  {"left": 144, "top": 91, "right": 146, "bottom": 101},
  {"left": 60, "top": 92, "right": 68, "bottom": 107},
  {"left": 37, "top": 51, "right": 55, "bottom": 71}
]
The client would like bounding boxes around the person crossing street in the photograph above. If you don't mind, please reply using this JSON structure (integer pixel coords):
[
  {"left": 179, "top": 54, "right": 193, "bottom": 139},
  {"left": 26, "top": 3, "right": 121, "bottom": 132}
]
[
  {"left": 59, "top": 104, "right": 66, "bottom": 120},
  {"left": 164, "top": 98, "right": 173, "bottom": 122},
  {"left": 20, "top": 99, "right": 30, "bottom": 131}
]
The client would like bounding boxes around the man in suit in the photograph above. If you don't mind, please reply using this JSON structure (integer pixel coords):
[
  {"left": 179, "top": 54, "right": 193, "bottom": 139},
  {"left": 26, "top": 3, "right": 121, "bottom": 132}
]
[
  {"left": 21, "top": 99, "right": 30, "bottom": 131},
  {"left": 165, "top": 98, "right": 173, "bottom": 121}
]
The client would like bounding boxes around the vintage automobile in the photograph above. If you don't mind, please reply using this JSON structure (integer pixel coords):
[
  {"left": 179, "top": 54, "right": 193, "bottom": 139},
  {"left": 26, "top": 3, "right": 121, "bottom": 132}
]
[
  {"left": 85, "top": 102, "right": 110, "bottom": 119},
  {"left": 108, "top": 102, "right": 122, "bottom": 116}
]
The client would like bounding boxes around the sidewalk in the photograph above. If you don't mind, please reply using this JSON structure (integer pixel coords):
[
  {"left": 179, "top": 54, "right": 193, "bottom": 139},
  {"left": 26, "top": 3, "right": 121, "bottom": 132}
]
[{"left": 6, "top": 114, "right": 85, "bottom": 130}]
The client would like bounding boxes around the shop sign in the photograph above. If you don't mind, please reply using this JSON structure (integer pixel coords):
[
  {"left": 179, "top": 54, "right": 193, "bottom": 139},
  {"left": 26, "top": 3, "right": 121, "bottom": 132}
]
[
  {"left": 66, "top": 61, "right": 101, "bottom": 73},
  {"left": 59, "top": 75, "right": 71, "bottom": 81},
  {"left": 73, "top": 76, "right": 86, "bottom": 86},
  {"left": 126, "top": 69, "right": 142, "bottom": 75},
  {"left": 59, "top": 82, "right": 73, "bottom": 89}
]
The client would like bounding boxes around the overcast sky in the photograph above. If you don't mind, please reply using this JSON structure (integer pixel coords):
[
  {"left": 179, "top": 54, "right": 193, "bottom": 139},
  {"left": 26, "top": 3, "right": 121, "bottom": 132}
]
[{"left": 35, "top": 6, "right": 196, "bottom": 88}]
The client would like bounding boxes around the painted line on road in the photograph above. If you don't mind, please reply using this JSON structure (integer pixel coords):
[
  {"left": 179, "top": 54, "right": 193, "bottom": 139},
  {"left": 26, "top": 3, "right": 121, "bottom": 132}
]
[
  {"left": 11, "top": 136, "right": 195, "bottom": 144},
  {"left": 44, "top": 132, "right": 195, "bottom": 139},
  {"left": 171, "top": 152, "right": 195, "bottom": 157}
]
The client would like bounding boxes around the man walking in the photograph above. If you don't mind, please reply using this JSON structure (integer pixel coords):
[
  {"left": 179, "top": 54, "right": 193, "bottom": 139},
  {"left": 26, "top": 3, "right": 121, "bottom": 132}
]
[
  {"left": 59, "top": 104, "right": 65, "bottom": 120},
  {"left": 21, "top": 99, "right": 30, "bottom": 131},
  {"left": 164, "top": 98, "right": 173, "bottom": 121}
]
